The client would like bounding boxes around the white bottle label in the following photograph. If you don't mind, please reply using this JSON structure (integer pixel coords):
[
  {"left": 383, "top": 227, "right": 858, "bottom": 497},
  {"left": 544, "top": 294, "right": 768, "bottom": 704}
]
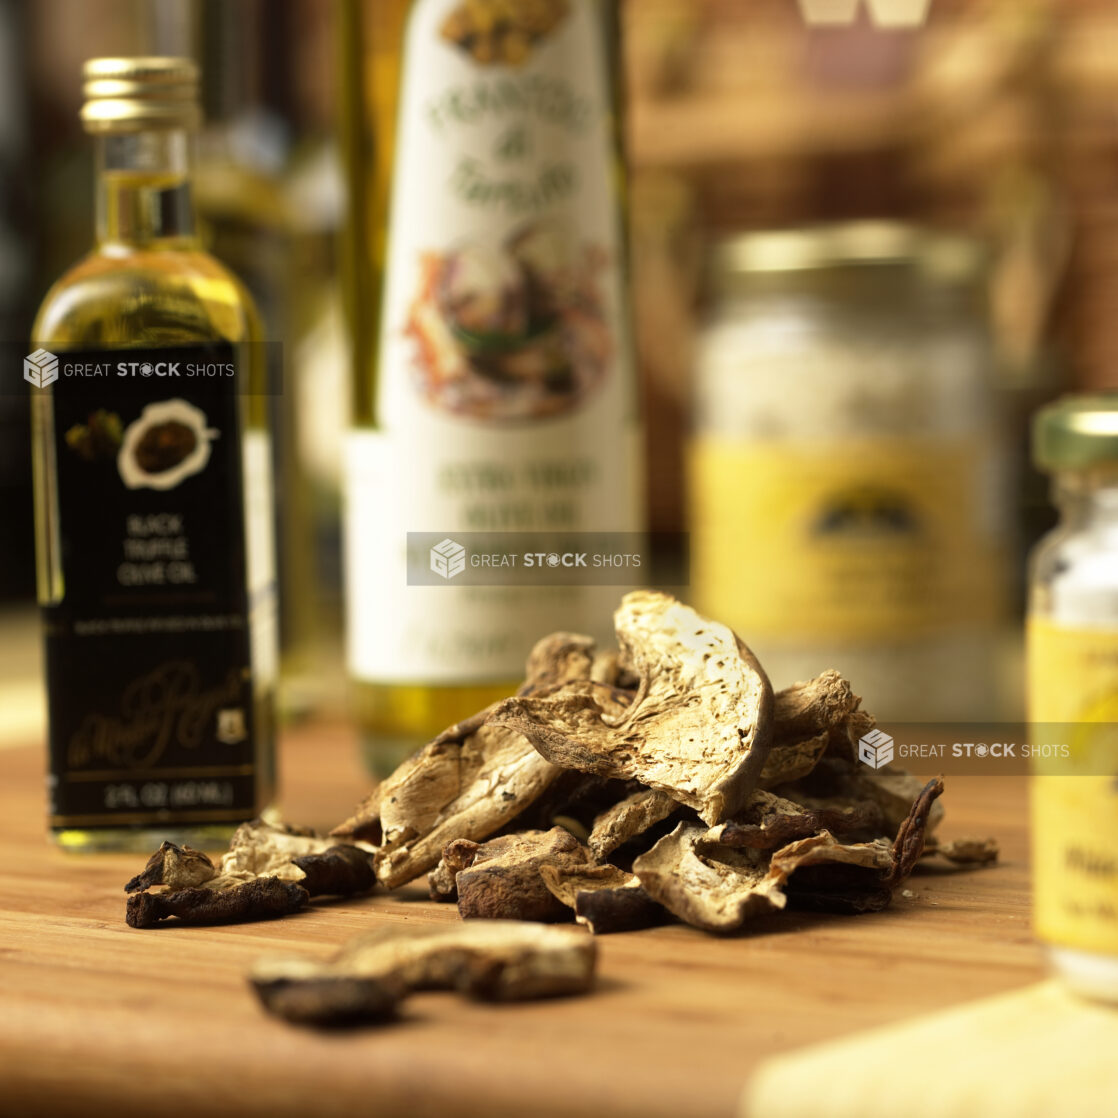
[{"left": 346, "top": 0, "right": 640, "bottom": 685}]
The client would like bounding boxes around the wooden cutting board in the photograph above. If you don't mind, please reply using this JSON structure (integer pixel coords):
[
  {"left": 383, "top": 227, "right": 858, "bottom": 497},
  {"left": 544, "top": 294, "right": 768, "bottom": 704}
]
[
  {"left": 741, "top": 981, "right": 1118, "bottom": 1118},
  {"left": 0, "top": 724, "right": 1044, "bottom": 1118}
]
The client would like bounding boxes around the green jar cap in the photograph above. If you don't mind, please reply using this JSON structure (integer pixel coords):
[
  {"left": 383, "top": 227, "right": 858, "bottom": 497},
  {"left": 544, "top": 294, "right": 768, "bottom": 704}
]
[{"left": 1033, "top": 393, "right": 1118, "bottom": 472}]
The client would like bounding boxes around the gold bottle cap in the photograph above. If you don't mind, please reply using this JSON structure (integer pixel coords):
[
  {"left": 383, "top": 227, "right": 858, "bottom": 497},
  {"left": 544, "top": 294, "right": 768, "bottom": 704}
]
[
  {"left": 81, "top": 57, "right": 201, "bottom": 133},
  {"left": 1034, "top": 393, "right": 1118, "bottom": 473}
]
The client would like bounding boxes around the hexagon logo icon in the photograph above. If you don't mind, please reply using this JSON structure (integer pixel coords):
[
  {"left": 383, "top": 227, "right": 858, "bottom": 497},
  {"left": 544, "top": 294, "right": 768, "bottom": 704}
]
[
  {"left": 858, "top": 728, "right": 895, "bottom": 769},
  {"left": 430, "top": 538, "right": 466, "bottom": 580},
  {"left": 24, "top": 348, "right": 59, "bottom": 388}
]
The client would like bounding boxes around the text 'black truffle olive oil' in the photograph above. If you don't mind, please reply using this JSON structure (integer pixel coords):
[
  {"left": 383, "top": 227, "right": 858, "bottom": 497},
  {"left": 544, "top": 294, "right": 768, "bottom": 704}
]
[
  {"left": 341, "top": 0, "right": 642, "bottom": 774},
  {"left": 30, "top": 58, "right": 277, "bottom": 850}
]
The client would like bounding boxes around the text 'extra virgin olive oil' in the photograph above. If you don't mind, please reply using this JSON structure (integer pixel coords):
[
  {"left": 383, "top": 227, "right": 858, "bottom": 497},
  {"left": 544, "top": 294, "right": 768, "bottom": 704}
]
[
  {"left": 341, "top": 1, "right": 643, "bottom": 774},
  {"left": 30, "top": 58, "right": 278, "bottom": 851}
]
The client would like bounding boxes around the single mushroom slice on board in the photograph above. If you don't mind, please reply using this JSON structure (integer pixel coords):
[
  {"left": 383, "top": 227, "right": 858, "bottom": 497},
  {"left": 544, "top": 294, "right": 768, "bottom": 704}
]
[
  {"left": 251, "top": 921, "right": 598, "bottom": 1026},
  {"left": 127, "top": 876, "right": 309, "bottom": 929},
  {"left": 490, "top": 591, "right": 774, "bottom": 826}
]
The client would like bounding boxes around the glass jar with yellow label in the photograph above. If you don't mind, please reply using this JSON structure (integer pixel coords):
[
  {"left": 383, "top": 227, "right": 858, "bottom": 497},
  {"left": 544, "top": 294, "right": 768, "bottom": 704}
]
[
  {"left": 1029, "top": 393, "right": 1118, "bottom": 1002},
  {"left": 690, "top": 223, "right": 1009, "bottom": 720}
]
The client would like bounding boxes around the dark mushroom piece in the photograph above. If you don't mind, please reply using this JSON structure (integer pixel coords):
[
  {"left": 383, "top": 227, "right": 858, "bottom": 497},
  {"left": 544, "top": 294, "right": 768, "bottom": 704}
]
[{"left": 251, "top": 921, "right": 597, "bottom": 1027}]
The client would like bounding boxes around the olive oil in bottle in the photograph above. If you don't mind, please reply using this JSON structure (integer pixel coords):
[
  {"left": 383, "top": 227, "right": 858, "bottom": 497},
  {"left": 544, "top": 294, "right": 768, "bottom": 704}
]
[
  {"left": 341, "top": 0, "right": 642, "bottom": 774},
  {"left": 30, "top": 58, "right": 277, "bottom": 851}
]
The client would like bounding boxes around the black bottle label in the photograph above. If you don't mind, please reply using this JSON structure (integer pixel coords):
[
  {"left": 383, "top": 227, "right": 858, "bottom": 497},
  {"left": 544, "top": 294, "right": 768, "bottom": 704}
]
[{"left": 41, "top": 344, "right": 263, "bottom": 829}]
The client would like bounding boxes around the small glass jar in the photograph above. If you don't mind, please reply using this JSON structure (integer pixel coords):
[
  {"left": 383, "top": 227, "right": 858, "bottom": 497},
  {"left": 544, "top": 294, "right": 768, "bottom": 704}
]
[
  {"left": 690, "top": 222, "right": 1009, "bottom": 720},
  {"left": 1028, "top": 393, "right": 1118, "bottom": 1002}
]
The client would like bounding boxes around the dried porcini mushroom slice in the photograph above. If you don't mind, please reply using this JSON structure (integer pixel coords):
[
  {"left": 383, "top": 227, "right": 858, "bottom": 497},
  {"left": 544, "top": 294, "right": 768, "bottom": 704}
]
[
  {"left": 520, "top": 632, "right": 598, "bottom": 693},
  {"left": 777, "top": 757, "right": 943, "bottom": 838},
  {"left": 632, "top": 778, "right": 945, "bottom": 933},
  {"left": 772, "top": 670, "right": 865, "bottom": 744},
  {"left": 920, "top": 835, "right": 1000, "bottom": 867},
  {"left": 633, "top": 823, "right": 893, "bottom": 933},
  {"left": 217, "top": 820, "right": 375, "bottom": 894},
  {"left": 358, "top": 628, "right": 637, "bottom": 890},
  {"left": 292, "top": 846, "right": 378, "bottom": 897},
  {"left": 450, "top": 827, "right": 592, "bottom": 922},
  {"left": 706, "top": 789, "right": 880, "bottom": 852},
  {"left": 506, "top": 769, "right": 638, "bottom": 838},
  {"left": 632, "top": 822, "right": 790, "bottom": 932},
  {"left": 428, "top": 838, "right": 481, "bottom": 902},
  {"left": 884, "top": 776, "right": 943, "bottom": 888},
  {"left": 491, "top": 591, "right": 774, "bottom": 825},
  {"left": 768, "top": 832, "right": 897, "bottom": 914},
  {"left": 124, "top": 842, "right": 216, "bottom": 893},
  {"left": 127, "top": 877, "right": 309, "bottom": 929},
  {"left": 539, "top": 862, "right": 666, "bottom": 935},
  {"left": 372, "top": 720, "right": 564, "bottom": 890},
  {"left": 759, "top": 732, "right": 830, "bottom": 789},
  {"left": 249, "top": 967, "right": 403, "bottom": 1027},
  {"left": 124, "top": 822, "right": 376, "bottom": 928},
  {"left": 786, "top": 777, "right": 946, "bottom": 912},
  {"left": 251, "top": 921, "right": 597, "bottom": 1027},
  {"left": 861, "top": 768, "right": 944, "bottom": 837},
  {"left": 761, "top": 671, "right": 876, "bottom": 785},
  {"left": 587, "top": 787, "right": 681, "bottom": 861}
]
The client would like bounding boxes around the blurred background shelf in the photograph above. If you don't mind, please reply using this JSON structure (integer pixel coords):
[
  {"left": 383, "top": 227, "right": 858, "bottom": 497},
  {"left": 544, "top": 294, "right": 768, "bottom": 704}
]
[{"left": 4, "top": 0, "right": 1118, "bottom": 735}]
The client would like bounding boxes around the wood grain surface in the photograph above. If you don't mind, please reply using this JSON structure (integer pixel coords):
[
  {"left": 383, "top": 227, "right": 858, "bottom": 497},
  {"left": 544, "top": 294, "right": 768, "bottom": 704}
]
[{"left": 0, "top": 724, "right": 1045, "bottom": 1118}]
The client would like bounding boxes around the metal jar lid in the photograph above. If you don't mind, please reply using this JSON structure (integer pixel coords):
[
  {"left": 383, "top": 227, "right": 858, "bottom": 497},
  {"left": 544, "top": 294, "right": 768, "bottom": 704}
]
[
  {"left": 81, "top": 57, "right": 201, "bottom": 133},
  {"left": 1034, "top": 393, "right": 1118, "bottom": 472},
  {"left": 715, "top": 222, "right": 917, "bottom": 277},
  {"left": 711, "top": 222, "right": 984, "bottom": 299}
]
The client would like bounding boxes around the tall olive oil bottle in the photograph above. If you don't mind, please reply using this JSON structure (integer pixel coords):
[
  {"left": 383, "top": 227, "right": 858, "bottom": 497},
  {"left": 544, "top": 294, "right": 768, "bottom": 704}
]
[
  {"left": 30, "top": 59, "right": 277, "bottom": 850},
  {"left": 341, "top": 0, "right": 642, "bottom": 774}
]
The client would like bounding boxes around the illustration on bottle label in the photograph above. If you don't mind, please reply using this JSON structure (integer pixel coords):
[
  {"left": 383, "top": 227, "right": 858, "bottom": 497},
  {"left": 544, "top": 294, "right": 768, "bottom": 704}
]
[{"left": 347, "top": 0, "right": 640, "bottom": 685}]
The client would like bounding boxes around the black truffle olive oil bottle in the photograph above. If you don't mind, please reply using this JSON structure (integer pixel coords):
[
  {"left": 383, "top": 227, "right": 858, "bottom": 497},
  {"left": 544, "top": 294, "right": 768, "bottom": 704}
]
[
  {"left": 30, "top": 59, "right": 277, "bottom": 850},
  {"left": 340, "top": 0, "right": 642, "bottom": 775}
]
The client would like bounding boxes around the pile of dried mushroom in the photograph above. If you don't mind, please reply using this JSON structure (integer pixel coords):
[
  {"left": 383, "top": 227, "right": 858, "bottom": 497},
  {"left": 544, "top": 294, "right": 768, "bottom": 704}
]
[{"left": 123, "top": 591, "right": 996, "bottom": 1025}]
